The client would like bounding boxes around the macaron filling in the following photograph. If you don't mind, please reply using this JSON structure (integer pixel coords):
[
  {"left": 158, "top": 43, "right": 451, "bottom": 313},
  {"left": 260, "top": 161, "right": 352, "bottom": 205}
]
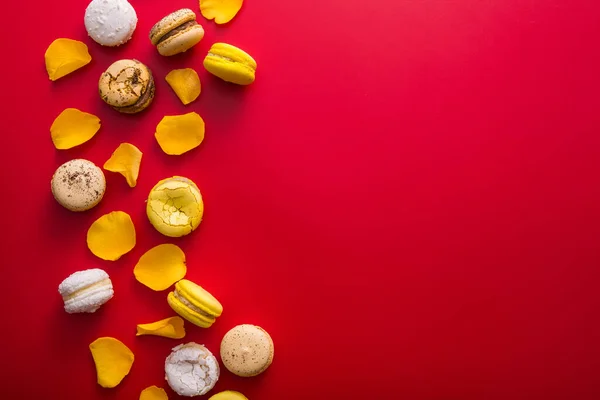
[
  {"left": 157, "top": 21, "right": 199, "bottom": 44},
  {"left": 173, "top": 291, "right": 213, "bottom": 318},
  {"left": 114, "top": 77, "right": 155, "bottom": 113},
  {"left": 61, "top": 278, "right": 112, "bottom": 301}
]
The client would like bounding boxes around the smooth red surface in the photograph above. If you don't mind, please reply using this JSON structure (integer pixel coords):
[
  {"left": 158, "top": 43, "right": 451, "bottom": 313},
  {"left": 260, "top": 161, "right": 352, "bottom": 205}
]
[{"left": 1, "top": 0, "right": 600, "bottom": 398}]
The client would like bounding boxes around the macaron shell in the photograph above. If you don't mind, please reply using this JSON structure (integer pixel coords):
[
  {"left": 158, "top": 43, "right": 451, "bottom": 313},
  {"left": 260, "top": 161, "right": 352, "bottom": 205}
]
[
  {"left": 167, "top": 292, "right": 215, "bottom": 328},
  {"left": 176, "top": 279, "right": 223, "bottom": 317},
  {"left": 113, "top": 74, "right": 155, "bottom": 114},
  {"left": 58, "top": 268, "right": 114, "bottom": 313},
  {"left": 58, "top": 268, "right": 110, "bottom": 296},
  {"left": 157, "top": 25, "right": 204, "bottom": 56},
  {"left": 85, "top": 0, "right": 138, "bottom": 47},
  {"left": 209, "top": 391, "right": 249, "bottom": 400},
  {"left": 99, "top": 59, "right": 152, "bottom": 107},
  {"left": 51, "top": 159, "right": 106, "bottom": 212},
  {"left": 208, "top": 43, "right": 257, "bottom": 69},
  {"left": 146, "top": 176, "right": 204, "bottom": 237},
  {"left": 149, "top": 8, "right": 198, "bottom": 44},
  {"left": 64, "top": 285, "right": 114, "bottom": 313},
  {"left": 220, "top": 324, "right": 274, "bottom": 377}
]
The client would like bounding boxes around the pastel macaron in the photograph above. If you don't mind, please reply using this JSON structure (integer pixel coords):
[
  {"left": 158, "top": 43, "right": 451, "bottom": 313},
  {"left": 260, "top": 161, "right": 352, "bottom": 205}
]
[
  {"left": 58, "top": 268, "right": 114, "bottom": 313},
  {"left": 167, "top": 279, "right": 223, "bottom": 328},
  {"left": 149, "top": 9, "right": 204, "bottom": 56},
  {"left": 165, "top": 342, "right": 220, "bottom": 396},
  {"left": 209, "top": 391, "right": 249, "bottom": 400},
  {"left": 98, "top": 59, "right": 155, "bottom": 113},
  {"left": 84, "top": 0, "right": 138, "bottom": 47},
  {"left": 220, "top": 324, "right": 274, "bottom": 377},
  {"left": 203, "top": 43, "right": 257, "bottom": 85},
  {"left": 51, "top": 159, "right": 106, "bottom": 212},
  {"left": 146, "top": 176, "right": 203, "bottom": 237}
]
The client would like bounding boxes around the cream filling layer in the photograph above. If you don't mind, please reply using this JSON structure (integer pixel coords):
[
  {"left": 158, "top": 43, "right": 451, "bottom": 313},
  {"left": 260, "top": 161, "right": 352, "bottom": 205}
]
[{"left": 174, "top": 291, "right": 212, "bottom": 318}]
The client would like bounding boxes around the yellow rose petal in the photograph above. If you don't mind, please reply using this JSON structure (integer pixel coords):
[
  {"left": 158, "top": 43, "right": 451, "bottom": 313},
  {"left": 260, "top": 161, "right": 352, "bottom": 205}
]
[
  {"left": 87, "top": 211, "right": 136, "bottom": 261},
  {"left": 165, "top": 69, "right": 201, "bottom": 105},
  {"left": 136, "top": 316, "right": 186, "bottom": 339},
  {"left": 50, "top": 108, "right": 101, "bottom": 150},
  {"left": 134, "top": 244, "right": 186, "bottom": 291},
  {"left": 140, "top": 386, "right": 169, "bottom": 400},
  {"left": 200, "top": 0, "right": 243, "bottom": 24},
  {"left": 103, "top": 143, "right": 143, "bottom": 188},
  {"left": 45, "top": 38, "right": 92, "bottom": 81},
  {"left": 89, "top": 337, "right": 134, "bottom": 388},
  {"left": 155, "top": 113, "right": 205, "bottom": 156}
]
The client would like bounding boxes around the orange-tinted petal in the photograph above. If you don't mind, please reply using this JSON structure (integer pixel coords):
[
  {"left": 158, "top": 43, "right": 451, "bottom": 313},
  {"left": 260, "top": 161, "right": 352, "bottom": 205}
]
[
  {"left": 134, "top": 244, "right": 186, "bottom": 291},
  {"left": 89, "top": 337, "right": 134, "bottom": 388},
  {"left": 103, "top": 143, "right": 143, "bottom": 187},
  {"left": 87, "top": 211, "right": 136, "bottom": 261},
  {"left": 200, "top": 0, "right": 243, "bottom": 24},
  {"left": 45, "top": 38, "right": 92, "bottom": 81},
  {"left": 155, "top": 113, "right": 205, "bottom": 155},
  {"left": 136, "top": 316, "right": 186, "bottom": 339},
  {"left": 50, "top": 108, "right": 100, "bottom": 149},
  {"left": 165, "top": 68, "right": 201, "bottom": 105}
]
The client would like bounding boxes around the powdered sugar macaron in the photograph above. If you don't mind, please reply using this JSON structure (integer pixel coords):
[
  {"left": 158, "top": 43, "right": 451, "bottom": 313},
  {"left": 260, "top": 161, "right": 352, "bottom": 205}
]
[
  {"left": 165, "top": 343, "right": 219, "bottom": 396},
  {"left": 58, "top": 269, "right": 114, "bottom": 313},
  {"left": 84, "top": 0, "right": 138, "bottom": 47}
]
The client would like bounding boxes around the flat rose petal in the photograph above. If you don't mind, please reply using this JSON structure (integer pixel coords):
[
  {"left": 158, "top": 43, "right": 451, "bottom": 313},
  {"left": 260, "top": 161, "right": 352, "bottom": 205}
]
[
  {"left": 200, "top": 0, "right": 243, "bottom": 24},
  {"left": 87, "top": 211, "right": 136, "bottom": 261},
  {"left": 140, "top": 386, "right": 169, "bottom": 400},
  {"left": 50, "top": 108, "right": 101, "bottom": 149},
  {"left": 103, "top": 143, "right": 143, "bottom": 187},
  {"left": 45, "top": 38, "right": 92, "bottom": 81},
  {"left": 89, "top": 337, "right": 134, "bottom": 388},
  {"left": 155, "top": 113, "right": 205, "bottom": 155},
  {"left": 134, "top": 244, "right": 186, "bottom": 291},
  {"left": 165, "top": 69, "right": 201, "bottom": 105},
  {"left": 136, "top": 316, "right": 186, "bottom": 339}
]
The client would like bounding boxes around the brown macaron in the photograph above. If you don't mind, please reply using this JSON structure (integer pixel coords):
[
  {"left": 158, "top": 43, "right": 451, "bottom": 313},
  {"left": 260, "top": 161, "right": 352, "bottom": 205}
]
[
  {"left": 149, "top": 9, "right": 204, "bottom": 56},
  {"left": 98, "top": 59, "right": 155, "bottom": 114},
  {"left": 220, "top": 324, "right": 274, "bottom": 377}
]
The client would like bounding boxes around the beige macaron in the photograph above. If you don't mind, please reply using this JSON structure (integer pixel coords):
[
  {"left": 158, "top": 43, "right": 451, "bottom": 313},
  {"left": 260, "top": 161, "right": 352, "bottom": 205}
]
[
  {"left": 98, "top": 59, "right": 155, "bottom": 113},
  {"left": 51, "top": 159, "right": 106, "bottom": 212},
  {"left": 220, "top": 324, "right": 274, "bottom": 377},
  {"left": 149, "top": 9, "right": 204, "bottom": 56}
]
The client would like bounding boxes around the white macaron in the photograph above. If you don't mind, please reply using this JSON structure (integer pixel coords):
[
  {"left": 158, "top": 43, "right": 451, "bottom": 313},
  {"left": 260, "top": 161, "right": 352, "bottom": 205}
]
[
  {"left": 58, "top": 269, "right": 114, "bottom": 313},
  {"left": 165, "top": 343, "right": 219, "bottom": 396},
  {"left": 84, "top": 0, "right": 138, "bottom": 47}
]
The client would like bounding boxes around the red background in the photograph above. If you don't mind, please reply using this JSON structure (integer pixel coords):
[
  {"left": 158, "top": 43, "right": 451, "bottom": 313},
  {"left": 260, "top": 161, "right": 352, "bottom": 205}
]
[{"left": 1, "top": 0, "right": 600, "bottom": 398}]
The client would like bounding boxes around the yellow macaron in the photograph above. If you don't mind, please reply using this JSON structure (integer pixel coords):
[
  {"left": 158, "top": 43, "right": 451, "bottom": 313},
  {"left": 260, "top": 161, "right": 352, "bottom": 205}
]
[
  {"left": 167, "top": 279, "right": 223, "bottom": 328},
  {"left": 203, "top": 43, "right": 257, "bottom": 85},
  {"left": 149, "top": 9, "right": 204, "bottom": 56},
  {"left": 146, "top": 176, "right": 203, "bottom": 237}
]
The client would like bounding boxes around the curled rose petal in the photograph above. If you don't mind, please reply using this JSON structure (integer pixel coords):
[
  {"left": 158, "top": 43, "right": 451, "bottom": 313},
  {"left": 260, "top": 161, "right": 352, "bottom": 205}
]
[{"left": 103, "top": 143, "right": 143, "bottom": 187}]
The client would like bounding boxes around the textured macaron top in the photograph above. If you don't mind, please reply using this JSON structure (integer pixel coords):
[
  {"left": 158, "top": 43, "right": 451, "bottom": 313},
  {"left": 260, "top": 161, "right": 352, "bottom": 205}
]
[
  {"left": 59, "top": 268, "right": 110, "bottom": 296},
  {"left": 51, "top": 159, "right": 106, "bottom": 211},
  {"left": 220, "top": 324, "right": 274, "bottom": 377},
  {"left": 149, "top": 8, "right": 197, "bottom": 45},
  {"left": 99, "top": 59, "right": 152, "bottom": 107},
  {"left": 84, "top": 0, "right": 138, "bottom": 46},
  {"left": 165, "top": 342, "right": 220, "bottom": 396}
]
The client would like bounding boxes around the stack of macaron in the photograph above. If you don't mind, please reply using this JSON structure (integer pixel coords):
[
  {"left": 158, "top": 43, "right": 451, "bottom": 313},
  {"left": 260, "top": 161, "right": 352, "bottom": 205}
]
[{"left": 51, "top": 0, "right": 272, "bottom": 398}]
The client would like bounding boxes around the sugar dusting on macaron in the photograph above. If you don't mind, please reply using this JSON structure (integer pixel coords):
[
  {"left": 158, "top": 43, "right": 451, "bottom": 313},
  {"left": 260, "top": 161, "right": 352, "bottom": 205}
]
[{"left": 84, "top": 0, "right": 138, "bottom": 47}]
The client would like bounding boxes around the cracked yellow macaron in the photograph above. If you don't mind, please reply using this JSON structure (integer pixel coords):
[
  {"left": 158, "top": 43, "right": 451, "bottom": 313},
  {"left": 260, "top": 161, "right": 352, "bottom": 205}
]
[
  {"left": 146, "top": 176, "right": 203, "bottom": 237},
  {"left": 167, "top": 279, "right": 223, "bottom": 328},
  {"left": 203, "top": 43, "right": 256, "bottom": 85}
]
